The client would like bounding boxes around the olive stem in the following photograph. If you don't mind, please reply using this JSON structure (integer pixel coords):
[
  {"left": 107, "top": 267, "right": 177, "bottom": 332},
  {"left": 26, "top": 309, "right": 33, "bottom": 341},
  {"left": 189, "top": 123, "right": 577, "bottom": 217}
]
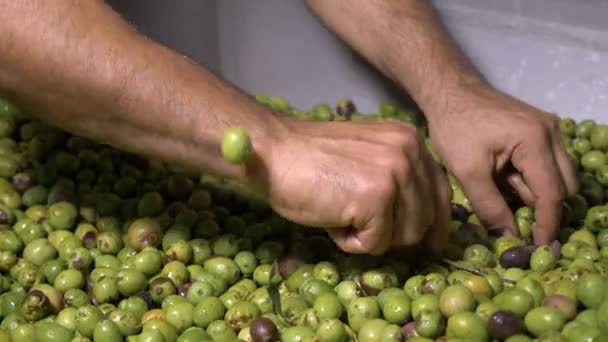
[{"left": 441, "top": 258, "right": 516, "bottom": 285}]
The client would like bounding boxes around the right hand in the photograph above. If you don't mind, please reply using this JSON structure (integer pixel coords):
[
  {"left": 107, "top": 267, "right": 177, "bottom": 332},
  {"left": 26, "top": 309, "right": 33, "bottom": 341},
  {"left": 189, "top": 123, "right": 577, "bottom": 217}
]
[{"left": 251, "top": 117, "right": 452, "bottom": 256}]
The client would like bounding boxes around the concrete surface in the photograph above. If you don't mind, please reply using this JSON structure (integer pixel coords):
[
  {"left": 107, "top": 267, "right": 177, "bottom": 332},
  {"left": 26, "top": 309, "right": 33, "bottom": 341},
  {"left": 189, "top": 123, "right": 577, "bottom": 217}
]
[{"left": 107, "top": 0, "right": 608, "bottom": 121}]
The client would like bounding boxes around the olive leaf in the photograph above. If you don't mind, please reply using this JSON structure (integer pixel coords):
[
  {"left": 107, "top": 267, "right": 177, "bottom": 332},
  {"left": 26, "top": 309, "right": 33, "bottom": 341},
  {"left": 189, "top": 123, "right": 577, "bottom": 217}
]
[{"left": 266, "top": 259, "right": 293, "bottom": 327}]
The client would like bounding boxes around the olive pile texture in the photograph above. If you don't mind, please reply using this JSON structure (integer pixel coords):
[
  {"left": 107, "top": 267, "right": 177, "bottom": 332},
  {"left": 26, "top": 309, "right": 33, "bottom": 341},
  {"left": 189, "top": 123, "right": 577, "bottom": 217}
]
[{"left": 0, "top": 93, "right": 606, "bottom": 342}]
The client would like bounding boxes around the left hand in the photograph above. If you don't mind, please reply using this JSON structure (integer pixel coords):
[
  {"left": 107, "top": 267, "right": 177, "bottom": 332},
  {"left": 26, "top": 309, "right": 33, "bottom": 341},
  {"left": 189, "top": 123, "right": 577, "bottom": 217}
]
[{"left": 425, "top": 84, "right": 578, "bottom": 244}]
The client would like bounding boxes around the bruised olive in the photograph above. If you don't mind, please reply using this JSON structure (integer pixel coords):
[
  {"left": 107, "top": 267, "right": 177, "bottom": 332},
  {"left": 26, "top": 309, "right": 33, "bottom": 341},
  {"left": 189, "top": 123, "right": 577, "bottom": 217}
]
[{"left": 127, "top": 217, "right": 161, "bottom": 251}]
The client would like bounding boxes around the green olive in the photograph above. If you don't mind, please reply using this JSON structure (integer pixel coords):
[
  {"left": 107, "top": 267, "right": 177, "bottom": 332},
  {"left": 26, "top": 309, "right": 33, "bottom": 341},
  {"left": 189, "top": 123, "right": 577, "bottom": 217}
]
[
  {"left": 524, "top": 306, "right": 566, "bottom": 337},
  {"left": 222, "top": 128, "right": 252, "bottom": 164}
]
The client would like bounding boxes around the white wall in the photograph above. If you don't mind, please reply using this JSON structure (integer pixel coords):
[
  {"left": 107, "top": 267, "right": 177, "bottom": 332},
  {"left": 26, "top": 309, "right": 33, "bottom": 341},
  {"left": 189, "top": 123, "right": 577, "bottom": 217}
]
[{"left": 108, "top": 0, "right": 608, "bottom": 122}]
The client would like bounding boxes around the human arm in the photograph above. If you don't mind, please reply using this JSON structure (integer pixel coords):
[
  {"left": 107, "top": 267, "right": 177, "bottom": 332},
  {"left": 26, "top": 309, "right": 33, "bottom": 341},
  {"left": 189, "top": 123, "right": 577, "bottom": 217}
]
[
  {"left": 0, "top": 0, "right": 285, "bottom": 183},
  {"left": 0, "top": 0, "right": 451, "bottom": 255},
  {"left": 307, "top": 0, "right": 578, "bottom": 244}
]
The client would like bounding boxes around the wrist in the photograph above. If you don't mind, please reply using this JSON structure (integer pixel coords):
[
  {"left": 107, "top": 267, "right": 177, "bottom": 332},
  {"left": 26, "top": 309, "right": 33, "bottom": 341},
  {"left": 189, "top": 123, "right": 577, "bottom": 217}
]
[
  {"left": 233, "top": 112, "right": 293, "bottom": 194},
  {"left": 417, "top": 74, "right": 491, "bottom": 125}
]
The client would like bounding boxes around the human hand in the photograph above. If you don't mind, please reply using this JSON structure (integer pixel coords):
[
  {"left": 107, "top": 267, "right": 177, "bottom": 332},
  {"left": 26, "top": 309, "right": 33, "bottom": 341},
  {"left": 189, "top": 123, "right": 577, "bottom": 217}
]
[
  {"left": 251, "top": 118, "right": 452, "bottom": 256},
  {"left": 425, "top": 85, "right": 578, "bottom": 244}
]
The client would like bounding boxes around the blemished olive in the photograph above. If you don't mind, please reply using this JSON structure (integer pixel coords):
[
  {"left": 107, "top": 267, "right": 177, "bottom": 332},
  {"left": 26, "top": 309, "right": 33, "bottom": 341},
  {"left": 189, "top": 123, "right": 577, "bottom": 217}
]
[
  {"left": 463, "top": 244, "right": 494, "bottom": 267},
  {"left": 206, "top": 319, "right": 238, "bottom": 342},
  {"left": 347, "top": 296, "right": 381, "bottom": 332},
  {"left": 128, "top": 217, "right": 162, "bottom": 251},
  {"left": 415, "top": 309, "right": 444, "bottom": 339},
  {"left": 225, "top": 300, "right": 261, "bottom": 331},
  {"left": 543, "top": 294, "right": 577, "bottom": 320}
]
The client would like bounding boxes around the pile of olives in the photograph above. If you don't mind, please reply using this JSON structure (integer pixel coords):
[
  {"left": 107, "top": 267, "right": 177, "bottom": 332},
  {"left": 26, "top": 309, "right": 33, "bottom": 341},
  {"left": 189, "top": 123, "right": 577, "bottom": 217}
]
[{"left": 0, "top": 93, "right": 605, "bottom": 342}]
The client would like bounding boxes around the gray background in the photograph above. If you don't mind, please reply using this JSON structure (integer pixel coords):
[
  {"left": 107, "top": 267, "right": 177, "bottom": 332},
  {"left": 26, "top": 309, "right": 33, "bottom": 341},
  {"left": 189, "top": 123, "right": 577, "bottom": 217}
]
[{"left": 107, "top": 0, "right": 608, "bottom": 121}]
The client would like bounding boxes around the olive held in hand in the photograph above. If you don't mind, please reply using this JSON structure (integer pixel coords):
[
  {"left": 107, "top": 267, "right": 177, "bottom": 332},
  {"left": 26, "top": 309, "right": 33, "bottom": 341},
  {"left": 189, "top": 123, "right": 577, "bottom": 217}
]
[{"left": 221, "top": 128, "right": 252, "bottom": 164}]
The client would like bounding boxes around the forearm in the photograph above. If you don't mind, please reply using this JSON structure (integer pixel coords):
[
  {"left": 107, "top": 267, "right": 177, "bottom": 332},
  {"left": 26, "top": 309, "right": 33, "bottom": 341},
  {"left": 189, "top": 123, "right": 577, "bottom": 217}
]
[
  {"left": 0, "top": 0, "right": 285, "bottom": 184},
  {"left": 307, "top": 0, "right": 488, "bottom": 118}
]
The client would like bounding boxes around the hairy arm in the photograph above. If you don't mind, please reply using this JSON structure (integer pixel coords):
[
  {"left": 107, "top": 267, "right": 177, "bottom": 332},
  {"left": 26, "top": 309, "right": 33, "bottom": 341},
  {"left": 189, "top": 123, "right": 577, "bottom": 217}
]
[
  {"left": 0, "top": 0, "right": 286, "bottom": 185},
  {"left": 307, "top": 0, "right": 578, "bottom": 244},
  {"left": 306, "top": 0, "right": 485, "bottom": 117}
]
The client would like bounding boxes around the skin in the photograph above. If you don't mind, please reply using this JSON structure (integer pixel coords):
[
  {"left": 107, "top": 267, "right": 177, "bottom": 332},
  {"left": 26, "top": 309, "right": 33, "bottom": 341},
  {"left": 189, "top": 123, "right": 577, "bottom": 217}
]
[
  {"left": 0, "top": 1, "right": 576, "bottom": 255},
  {"left": 306, "top": 0, "right": 578, "bottom": 243}
]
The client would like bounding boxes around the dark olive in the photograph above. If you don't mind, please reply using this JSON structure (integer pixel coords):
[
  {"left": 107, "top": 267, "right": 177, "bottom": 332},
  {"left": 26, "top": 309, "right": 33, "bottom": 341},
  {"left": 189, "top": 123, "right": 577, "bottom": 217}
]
[
  {"left": 487, "top": 310, "right": 525, "bottom": 340},
  {"left": 454, "top": 223, "right": 488, "bottom": 247},
  {"left": 278, "top": 255, "right": 306, "bottom": 279},
  {"left": 12, "top": 172, "right": 33, "bottom": 193},
  {"left": 499, "top": 246, "right": 533, "bottom": 269},
  {"left": 250, "top": 317, "right": 279, "bottom": 342},
  {"left": 335, "top": 98, "right": 357, "bottom": 119},
  {"left": 167, "top": 174, "right": 194, "bottom": 200},
  {"left": 451, "top": 204, "right": 470, "bottom": 223},
  {"left": 401, "top": 321, "right": 417, "bottom": 338}
]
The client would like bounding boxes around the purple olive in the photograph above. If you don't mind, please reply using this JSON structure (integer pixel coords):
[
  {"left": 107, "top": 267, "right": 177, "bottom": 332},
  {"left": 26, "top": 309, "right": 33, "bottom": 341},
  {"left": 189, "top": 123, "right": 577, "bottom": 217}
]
[
  {"left": 85, "top": 275, "right": 94, "bottom": 294},
  {"left": 307, "top": 235, "right": 335, "bottom": 262},
  {"left": 135, "top": 291, "right": 154, "bottom": 308},
  {"left": 336, "top": 99, "right": 357, "bottom": 119},
  {"left": 550, "top": 240, "right": 561, "bottom": 260},
  {"left": 455, "top": 223, "right": 489, "bottom": 247},
  {"left": 499, "top": 246, "right": 532, "bottom": 269},
  {"left": 250, "top": 317, "right": 279, "bottom": 342},
  {"left": 487, "top": 310, "right": 525, "bottom": 340},
  {"left": 561, "top": 202, "right": 573, "bottom": 227},
  {"left": 12, "top": 172, "right": 33, "bottom": 192},
  {"left": 178, "top": 283, "right": 191, "bottom": 297},
  {"left": 0, "top": 207, "right": 10, "bottom": 225},
  {"left": 167, "top": 174, "right": 194, "bottom": 200},
  {"left": 82, "top": 231, "right": 97, "bottom": 249},
  {"left": 543, "top": 294, "right": 577, "bottom": 320},
  {"left": 401, "top": 321, "right": 417, "bottom": 338},
  {"left": 451, "top": 204, "right": 470, "bottom": 223},
  {"left": 278, "top": 255, "right": 305, "bottom": 279},
  {"left": 48, "top": 189, "right": 79, "bottom": 208}
]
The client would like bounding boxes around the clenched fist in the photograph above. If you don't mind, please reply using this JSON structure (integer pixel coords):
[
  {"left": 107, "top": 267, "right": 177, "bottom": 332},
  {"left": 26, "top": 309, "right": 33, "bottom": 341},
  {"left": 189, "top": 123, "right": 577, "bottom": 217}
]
[{"left": 249, "top": 117, "right": 452, "bottom": 256}]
